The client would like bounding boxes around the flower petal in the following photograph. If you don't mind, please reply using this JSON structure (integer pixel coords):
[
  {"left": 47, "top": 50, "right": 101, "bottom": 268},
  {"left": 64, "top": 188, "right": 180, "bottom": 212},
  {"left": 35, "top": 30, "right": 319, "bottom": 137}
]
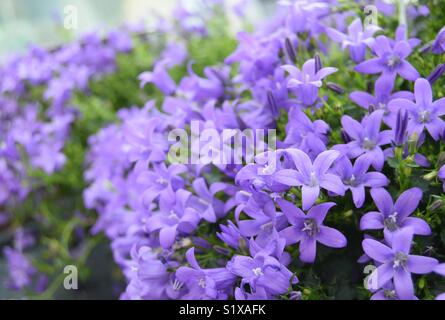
[
  {"left": 360, "top": 211, "right": 384, "bottom": 230},
  {"left": 414, "top": 78, "right": 433, "bottom": 107},
  {"left": 273, "top": 169, "right": 302, "bottom": 186},
  {"left": 407, "top": 255, "right": 438, "bottom": 274},
  {"left": 317, "top": 226, "right": 347, "bottom": 248},
  {"left": 394, "top": 187, "right": 422, "bottom": 221},
  {"left": 299, "top": 237, "right": 317, "bottom": 263},
  {"left": 313, "top": 150, "right": 340, "bottom": 176},
  {"left": 319, "top": 173, "right": 345, "bottom": 196},
  {"left": 362, "top": 238, "right": 393, "bottom": 263},
  {"left": 394, "top": 269, "right": 414, "bottom": 300},
  {"left": 370, "top": 188, "right": 394, "bottom": 216},
  {"left": 355, "top": 58, "right": 383, "bottom": 74},
  {"left": 301, "top": 185, "right": 320, "bottom": 210},
  {"left": 341, "top": 115, "right": 364, "bottom": 140},
  {"left": 400, "top": 217, "right": 431, "bottom": 236},
  {"left": 277, "top": 198, "right": 306, "bottom": 225}
]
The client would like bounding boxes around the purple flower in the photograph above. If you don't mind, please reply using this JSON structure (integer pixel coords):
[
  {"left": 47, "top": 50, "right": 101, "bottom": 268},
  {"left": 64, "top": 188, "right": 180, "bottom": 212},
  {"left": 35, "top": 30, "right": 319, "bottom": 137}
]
[
  {"left": 278, "top": 199, "right": 347, "bottom": 263},
  {"left": 340, "top": 110, "right": 392, "bottom": 170},
  {"left": 282, "top": 58, "right": 337, "bottom": 106},
  {"left": 108, "top": 30, "right": 133, "bottom": 53},
  {"left": 431, "top": 26, "right": 445, "bottom": 54},
  {"left": 371, "top": 281, "right": 417, "bottom": 300},
  {"left": 360, "top": 188, "right": 431, "bottom": 237},
  {"left": 363, "top": 228, "right": 438, "bottom": 300},
  {"left": 123, "top": 116, "right": 168, "bottom": 164},
  {"left": 349, "top": 80, "right": 414, "bottom": 124},
  {"left": 227, "top": 252, "right": 297, "bottom": 296},
  {"left": 274, "top": 149, "right": 345, "bottom": 209},
  {"left": 145, "top": 189, "right": 200, "bottom": 249},
  {"left": 188, "top": 178, "right": 227, "bottom": 222},
  {"left": 355, "top": 35, "right": 419, "bottom": 87},
  {"left": 237, "top": 195, "right": 286, "bottom": 244},
  {"left": 326, "top": 18, "right": 380, "bottom": 63},
  {"left": 137, "top": 163, "right": 187, "bottom": 207},
  {"left": 178, "top": 65, "right": 229, "bottom": 103},
  {"left": 3, "top": 247, "right": 36, "bottom": 290},
  {"left": 334, "top": 156, "right": 389, "bottom": 208},
  {"left": 122, "top": 246, "right": 174, "bottom": 300},
  {"left": 225, "top": 31, "right": 280, "bottom": 83},
  {"left": 217, "top": 221, "right": 243, "bottom": 250},
  {"left": 176, "top": 248, "right": 236, "bottom": 300},
  {"left": 139, "top": 60, "right": 176, "bottom": 95},
  {"left": 235, "top": 150, "right": 289, "bottom": 193},
  {"left": 234, "top": 286, "right": 270, "bottom": 300},
  {"left": 161, "top": 42, "right": 188, "bottom": 67},
  {"left": 388, "top": 78, "right": 445, "bottom": 141},
  {"left": 435, "top": 264, "right": 445, "bottom": 276},
  {"left": 283, "top": 107, "right": 330, "bottom": 157}
]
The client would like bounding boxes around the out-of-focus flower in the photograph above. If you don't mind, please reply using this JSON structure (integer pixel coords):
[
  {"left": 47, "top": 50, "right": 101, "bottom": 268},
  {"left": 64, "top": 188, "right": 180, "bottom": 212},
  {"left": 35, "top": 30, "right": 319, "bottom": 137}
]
[
  {"left": 431, "top": 26, "right": 445, "bottom": 54},
  {"left": 327, "top": 18, "right": 380, "bottom": 63}
]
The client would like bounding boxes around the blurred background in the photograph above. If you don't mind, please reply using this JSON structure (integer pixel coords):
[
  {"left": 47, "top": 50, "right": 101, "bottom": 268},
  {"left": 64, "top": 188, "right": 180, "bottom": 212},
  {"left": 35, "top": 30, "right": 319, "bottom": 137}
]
[
  {"left": 0, "top": 0, "right": 271, "bottom": 60},
  {"left": 0, "top": 0, "right": 273, "bottom": 299}
]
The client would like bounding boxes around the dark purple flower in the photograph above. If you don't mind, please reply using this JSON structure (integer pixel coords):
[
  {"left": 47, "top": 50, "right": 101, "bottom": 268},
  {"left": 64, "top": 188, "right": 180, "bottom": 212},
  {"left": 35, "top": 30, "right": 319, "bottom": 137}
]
[
  {"left": 334, "top": 156, "right": 389, "bottom": 208},
  {"left": 363, "top": 228, "right": 438, "bottom": 300},
  {"left": 278, "top": 199, "right": 347, "bottom": 263},
  {"left": 360, "top": 188, "right": 431, "bottom": 238}
]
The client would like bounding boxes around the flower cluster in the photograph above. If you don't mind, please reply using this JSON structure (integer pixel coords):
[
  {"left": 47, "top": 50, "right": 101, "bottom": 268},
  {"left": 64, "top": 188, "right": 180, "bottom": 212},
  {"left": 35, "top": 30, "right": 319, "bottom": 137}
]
[
  {"left": 0, "top": 29, "right": 135, "bottom": 209},
  {"left": 2, "top": 0, "right": 445, "bottom": 300},
  {"left": 83, "top": 0, "right": 445, "bottom": 300}
]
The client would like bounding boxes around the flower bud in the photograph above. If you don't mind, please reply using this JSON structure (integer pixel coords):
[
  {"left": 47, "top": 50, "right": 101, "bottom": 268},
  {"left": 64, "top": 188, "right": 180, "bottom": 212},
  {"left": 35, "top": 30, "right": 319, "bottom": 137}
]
[
  {"left": 314, "top": 53, "right": 322, "bottom": 73},
  {"left": 326, "top": 82, "right": 345, "bottom": 94},
  {"left": 285, "top": 38, "right": 296, "bottom": 63}
]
